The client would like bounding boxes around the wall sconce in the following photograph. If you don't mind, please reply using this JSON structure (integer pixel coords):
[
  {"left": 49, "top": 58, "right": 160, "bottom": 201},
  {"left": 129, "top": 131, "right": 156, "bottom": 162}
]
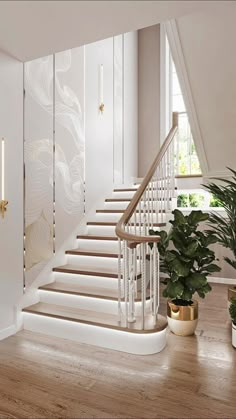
[
  {"left": 1, "top": 137, "right": 8, "bottom": 218},
  {"left": 99, "top": 64, "right": 104, "bottom": 114}
]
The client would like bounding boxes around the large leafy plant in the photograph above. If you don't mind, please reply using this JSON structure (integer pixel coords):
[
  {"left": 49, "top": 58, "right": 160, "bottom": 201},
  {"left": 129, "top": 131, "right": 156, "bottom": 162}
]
[
  {"left": 149, "top": 209, "right": 221, "bottom": 305},
  {"left": 204, "top": 168, "right": 236, "bottom": 270},
  {"left": 229, "top": 299, "right": 236, "bottom": 326}
]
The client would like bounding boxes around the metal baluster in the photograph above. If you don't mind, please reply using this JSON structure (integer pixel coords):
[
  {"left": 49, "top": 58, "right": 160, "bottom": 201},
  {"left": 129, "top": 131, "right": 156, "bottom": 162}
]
[
  {"left": 118, "top": 238, "right": 122, "bottom": 323},
  {"left": 143, "top": 191, "right": 147, "bottom": 236},
  {"left": 128, "top": 247, "right": 136, "bottom": 323},
  {"left": 149, "top": 245, "right": 153, "bottom": 315},
  {"left": 164, "top": 154, "right": 167, "bottom": 214},
  {"left": 134, "top": 210, "right": 138, "bottom": 298},
  {"left": 160, "top": 161, "right": 164, "bottom": 223},
  {"left": 151, "top": 177, "right": 154, "bottom": 229},
  {"left": 167, "top": 145, "right": 171, "bottom": 209},
  {"left": 147, "top": 184, "right": 150, "bottom": 232},
  {"left": 141, "top": 242, "right": 146, "bottom": 330},
  {"left": 153, "top": 241, "right": 157, "bottom": 325},
  {"left": 124, "top": 240, "right": 129, "bottom": 327}
]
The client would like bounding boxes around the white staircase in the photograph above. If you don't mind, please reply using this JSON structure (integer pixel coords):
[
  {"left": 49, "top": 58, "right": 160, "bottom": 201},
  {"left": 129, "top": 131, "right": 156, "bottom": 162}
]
[{"left": 22, "top": 185, "right": 170, "bottom": 355}]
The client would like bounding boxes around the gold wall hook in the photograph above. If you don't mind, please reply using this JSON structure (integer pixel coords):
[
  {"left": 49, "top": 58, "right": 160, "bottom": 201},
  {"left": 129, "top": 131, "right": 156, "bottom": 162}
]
[
  {"left": 99, "top": 103, "right": 105, "bottom": 113},
  {"left": 0, "top": 200, "right": 8, "bottom": 218}
]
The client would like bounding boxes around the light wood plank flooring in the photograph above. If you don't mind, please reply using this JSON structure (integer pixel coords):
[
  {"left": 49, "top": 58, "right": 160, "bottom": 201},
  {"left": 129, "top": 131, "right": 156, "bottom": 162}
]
[{"left": 0, "top": 283, "right": 235, "bottom": 418}]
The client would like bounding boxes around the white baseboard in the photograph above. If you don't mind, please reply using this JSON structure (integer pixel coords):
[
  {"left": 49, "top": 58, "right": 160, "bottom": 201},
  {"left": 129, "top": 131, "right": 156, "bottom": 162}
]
[
  {"left": 0, "top": 324, "right": 17, "bottom": 341},
  {"left": 209, "top": 276, "right": 236, "bottom": 285}
]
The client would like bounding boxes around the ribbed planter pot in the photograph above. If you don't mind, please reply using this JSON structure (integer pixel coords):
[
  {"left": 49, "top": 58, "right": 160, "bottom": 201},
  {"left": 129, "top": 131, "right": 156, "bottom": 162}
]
[
  {"left": 228, "top": 286, "right": 236, "bottom": 309},
  {"left": 167, "top": 300, "right": 198, "bottom": 336},
  {"left": 232, "top": 323, "right": 236, "bottom": 349}
]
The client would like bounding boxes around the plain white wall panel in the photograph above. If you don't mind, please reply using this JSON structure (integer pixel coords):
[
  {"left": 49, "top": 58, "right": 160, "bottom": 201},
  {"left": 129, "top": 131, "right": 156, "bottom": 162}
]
[
  {"left": 124, "top": 32, "right": 138, "bottom": 183},
  {"left": 113, "top": 34, "right": 124, "bottom": 185},
  {"left": 0, "top": 51, "right": 23, "bottom": 332},
  {"left": 85, "top": 37, "right": 114, "bottom": 212}
]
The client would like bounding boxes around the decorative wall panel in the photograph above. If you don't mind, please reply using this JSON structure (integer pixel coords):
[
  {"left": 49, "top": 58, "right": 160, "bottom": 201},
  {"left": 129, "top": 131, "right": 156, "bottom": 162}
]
[
  {"left": 113, "top": 35, "right": 124, "bottom": 185},
  {"left": 24, "top": 56, "right": 54, "bottom": 287},
  {"left": 55, "top": 48, "right": 85, "bottom": 250}
]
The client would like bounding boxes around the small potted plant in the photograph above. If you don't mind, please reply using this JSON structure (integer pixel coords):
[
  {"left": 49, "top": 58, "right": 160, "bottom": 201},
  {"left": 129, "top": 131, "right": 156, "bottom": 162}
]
[
  {"left": 150, "top": 209, "right": 221, "bottom": 336},
  {"left": 229, "top": 299, "right": 236, "bottom": 348}
]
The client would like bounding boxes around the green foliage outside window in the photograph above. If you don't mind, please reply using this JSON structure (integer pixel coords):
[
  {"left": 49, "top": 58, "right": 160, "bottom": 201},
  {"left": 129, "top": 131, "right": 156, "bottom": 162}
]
[
  {"left": 177, "top": 193, "right": 205, "bottom": 208},
  {"left": 209, "top": 195, "right": 222, "bottom": 208}
]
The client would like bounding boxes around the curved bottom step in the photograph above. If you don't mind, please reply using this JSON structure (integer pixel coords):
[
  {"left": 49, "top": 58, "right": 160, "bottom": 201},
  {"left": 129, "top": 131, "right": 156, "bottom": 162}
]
[{"left": 23, "top": 303, "right": 168, "bottom": 355}]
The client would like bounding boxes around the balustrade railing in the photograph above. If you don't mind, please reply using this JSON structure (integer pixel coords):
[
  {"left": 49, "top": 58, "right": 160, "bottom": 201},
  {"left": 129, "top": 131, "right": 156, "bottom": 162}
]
[{"left": 115, "top": 112, "right": 178, "bottom": 330}]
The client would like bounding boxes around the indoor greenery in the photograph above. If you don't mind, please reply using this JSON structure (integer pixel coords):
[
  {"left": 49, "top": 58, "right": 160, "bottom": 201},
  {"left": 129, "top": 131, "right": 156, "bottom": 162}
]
[
  {"left": 204, "top": 168, "right": 236, "bottom": 270},
  {"left": 149, "top": 209, "right": 221, "bottom": 306},
  {"left": 229, "top": 299, "right": 236, "bottom": 326}
]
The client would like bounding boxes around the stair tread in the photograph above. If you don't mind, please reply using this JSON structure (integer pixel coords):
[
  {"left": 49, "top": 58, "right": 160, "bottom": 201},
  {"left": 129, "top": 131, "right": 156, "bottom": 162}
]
[
  {"left": 39, "top": 282, "right": 119, "bottom": 300},
  {"left": 105, "top": 198, "right": 171, "bottom": 202},
  {"left": 23, "top": 302, "right": 167, "bottom": 334},
  {"left": 87, "top": 221, "right": 166, "bottom": 227},
  {"left": 53, "top": 264, "right": 142, "bottom": 279},
  {"left": 77, "top": 235, "right": 118, "bottom": 241},
  {"left": 53, "top": 264, "right": 120, "bottom": 278},
  {"left": 96, "top": 209, "right": 165, "bottom": 213},
  {"left": 113, "top": 188, "right": 138, "bottom": 192},
  {"left": 66, "top": 249, "right": 119, "bottom": 258}
]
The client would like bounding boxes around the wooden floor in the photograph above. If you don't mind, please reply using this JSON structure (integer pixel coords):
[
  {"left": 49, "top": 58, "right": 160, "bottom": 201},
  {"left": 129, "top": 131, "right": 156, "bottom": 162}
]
[{"left": 0, "top": 284, "right": 235, "bottom": 418}]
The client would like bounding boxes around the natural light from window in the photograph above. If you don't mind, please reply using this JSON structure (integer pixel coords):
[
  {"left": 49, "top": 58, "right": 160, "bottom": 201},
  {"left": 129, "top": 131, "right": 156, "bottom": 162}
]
[{"left": 171, "top": 60, "right": 201, "bottom": 176}]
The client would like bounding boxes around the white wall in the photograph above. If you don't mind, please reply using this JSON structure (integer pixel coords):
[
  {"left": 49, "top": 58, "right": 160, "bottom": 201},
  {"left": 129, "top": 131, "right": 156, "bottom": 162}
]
[
  {"left": 124, "top": 32, "right": 138, "bottom": 183},
  {"left": 85, "top": 37, "right": 114, "bottom": 212},
  {"left": 85, "top": 33, "right": 138, "bottom": 211},
  {"left": 0, "top": 51, "right": 23, "bottom": 336},
  {"left": 171, "top": 4, "right": 236, "bottom": 177},
  {"left": 23, "top": 33, "right": 138, "bottom": 292},
  {"left": 138, "top": 25, "right": 161, "bottom": 177}
]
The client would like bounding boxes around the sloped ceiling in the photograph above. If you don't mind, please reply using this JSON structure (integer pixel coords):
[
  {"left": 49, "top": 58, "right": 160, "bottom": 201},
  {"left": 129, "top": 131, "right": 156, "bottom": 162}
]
[
  {"left": 0, "top": 0, "right": 224, "bottom": 62},
  {"left": 174, "top": 2, "right": 236, "bottom": 177}
]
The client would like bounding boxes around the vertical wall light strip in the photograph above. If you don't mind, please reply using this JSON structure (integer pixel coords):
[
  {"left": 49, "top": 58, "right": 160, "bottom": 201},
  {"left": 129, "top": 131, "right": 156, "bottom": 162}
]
[
  {"left": 1, "top": 138, "right": 5, "bottom": 201},
  {"left": 83, "top": 46, "right": 86, "bottom": 216},
  {"left": 53, "top": 54, "right": 56, "bottom": 254},
  {"left": 23, "top": 63, "right": 26, "bottom": 290},
  {"left": 122, "top": 34, "right": 125, "bottom": 185},
  {"left": 112, "top": 37, "right": 115, "bottom": 184}
]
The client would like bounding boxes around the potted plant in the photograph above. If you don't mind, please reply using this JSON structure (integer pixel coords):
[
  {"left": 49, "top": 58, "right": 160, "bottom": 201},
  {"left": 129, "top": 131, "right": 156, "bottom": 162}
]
[
  {"left": 150, "top": 209, "right": 221, "bottom": 336},
  {"left": 204, "top": 168, "right": 236, "bottom": 305},
  {"left": 229, "top": 299, "right": 236, "bottom": 348}
]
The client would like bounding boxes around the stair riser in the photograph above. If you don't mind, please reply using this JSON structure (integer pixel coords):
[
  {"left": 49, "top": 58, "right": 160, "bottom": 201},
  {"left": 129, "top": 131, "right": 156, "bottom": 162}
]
[
  {"left": 112, "top": 191, "right": 136, "bottom": 199},
  {"left": 23, "top": 312, "right": 167, "bottom": 355},
  {"left": 66, "top": 255, "right": 143, "bottom": 271},
  {"left": 104, "top": 202, "right": 129, "bottom": 210},
  {"left": 95, "top": 213, "right": 166, "bottom": 223},
  {"left": 38, "top": 290, "right": 149, "bottom": 315},
  {"left": 77, "top": 239, "right": 119, "bottom": 252},
  {"left": 53, "top": 272, "right": 119, "bottom": 290},
  {"left": 86, "top": 225, "right": 117, "bottom": 235},
  {"left": 86, "top": 225, "right": 162, "bottom": 235},
  {"left": 66, "top": 254, "right": 120, "bottom": 269}
]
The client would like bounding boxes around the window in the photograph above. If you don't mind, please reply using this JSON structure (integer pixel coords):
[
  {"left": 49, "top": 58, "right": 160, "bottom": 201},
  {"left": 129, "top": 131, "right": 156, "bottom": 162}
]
[
  {"left": 162, "top": 32, "right": 201, "bottom": 176},
  {"left": 177, "top": 190, "right": 223, "bottom": 209},
  {"left": 171, "top": 61, "right": 201, "bottom": 175}
]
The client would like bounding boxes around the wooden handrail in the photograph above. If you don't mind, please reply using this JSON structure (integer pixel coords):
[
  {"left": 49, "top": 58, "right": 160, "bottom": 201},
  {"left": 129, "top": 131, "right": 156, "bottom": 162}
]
[{"left": 115, "top": 112, "right": 178, "bottom": 244}]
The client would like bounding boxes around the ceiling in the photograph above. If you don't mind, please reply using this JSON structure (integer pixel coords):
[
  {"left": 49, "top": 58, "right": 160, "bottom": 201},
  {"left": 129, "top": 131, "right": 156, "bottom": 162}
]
[{"left": 0, "top": 0, "right": 228, "bottom": 62}]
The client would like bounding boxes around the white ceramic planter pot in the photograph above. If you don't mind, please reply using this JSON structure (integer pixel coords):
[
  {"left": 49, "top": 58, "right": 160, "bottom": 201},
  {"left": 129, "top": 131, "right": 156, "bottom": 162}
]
[
  {"left": 167, "top": 300, "right": 198, "bottom": 336},
  {"left": 232, "top": 323, "right": 236, "bottom": 349}
]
